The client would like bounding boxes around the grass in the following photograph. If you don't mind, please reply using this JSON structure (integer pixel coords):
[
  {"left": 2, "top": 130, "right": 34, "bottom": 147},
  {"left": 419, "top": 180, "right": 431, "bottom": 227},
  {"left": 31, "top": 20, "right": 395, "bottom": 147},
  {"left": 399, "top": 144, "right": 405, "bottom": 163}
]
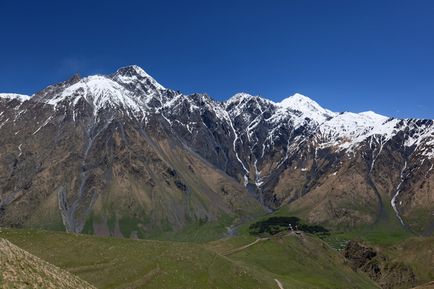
[
  {"left": 143, "top": 214, "right": 235, "bottom": 242},
  {"left": 0, "top": 238, "right": 95, "bottom": 289},
  {"left": 1, "top": 199, "right": 430, "bottom": 289},
  {"left": 0, "top": 228, "right": 378, "bottom": 289},
  {"left": 232, "top": 207, "right": 434, "bottom": 288},
  {"left": 322, "top": 202, "right": 414, "bottom": 249},
  {"left": 210, "top": 234, "right": 378, "bottom": 289},
  {"left": 80, "top": 208, "right": 235, "bottom": 243},
  {"left": 383, "top": 236, "right": 434, "bottom": 283},
  {"left": 246, "top": 200, "right": 413, "bottom": 249}
]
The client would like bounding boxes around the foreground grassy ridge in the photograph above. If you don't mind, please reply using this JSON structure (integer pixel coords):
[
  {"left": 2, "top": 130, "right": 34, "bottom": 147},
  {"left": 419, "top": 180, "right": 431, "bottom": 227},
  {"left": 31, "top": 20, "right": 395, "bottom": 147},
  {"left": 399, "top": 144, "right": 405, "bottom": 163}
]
[
  {"left": 0, "top": 238, "right": 95, "bottom": 289},
  {"left": 0, "top": 228, "right": 378, "bottom": 289},
  {"left": 208, "top": 234, "right": 378, "bottom": 289}
]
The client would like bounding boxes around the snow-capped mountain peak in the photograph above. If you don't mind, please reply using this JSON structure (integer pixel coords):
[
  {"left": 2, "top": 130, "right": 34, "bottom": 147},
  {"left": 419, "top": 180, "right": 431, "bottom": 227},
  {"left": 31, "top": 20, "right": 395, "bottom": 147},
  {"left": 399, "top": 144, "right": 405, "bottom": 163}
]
[
  {"left": 2, "top": 66, "right": 434, "bottom": 239},
  {"left": 112, "top": 65, "right": 165, "bottom": 90},
  {"left": 225, "top": 92, "right": 255, "bottom": 105},
  {"left": 31, "top": 65, "right": 176, "bottom": 117},
  {"left": 277, "top": 93, "right": 336, "bottom": 124},
  {"left": 279, "top": 93, "right": 335, "bottom": 115},
  {"left": 358, "top": 110, "right": 389, "bottom": 123},
  {"left": 225, "top": 92, "right": 277, "bottom": 109},
  {"left": 4, "top": 65, "right": 432, "bottom": 161},
  {"left": 116, "top": 65, "right": 149, "bottom": 77}
]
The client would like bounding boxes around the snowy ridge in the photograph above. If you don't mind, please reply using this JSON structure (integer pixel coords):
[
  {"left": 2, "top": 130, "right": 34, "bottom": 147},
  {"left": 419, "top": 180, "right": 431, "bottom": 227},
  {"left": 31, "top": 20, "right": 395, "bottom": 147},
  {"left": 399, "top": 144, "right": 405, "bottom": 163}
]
[
  {"left": 403, "top": 119, "right": 434, "bottom": 159},
  {"left": 41, "top": 66, "right": 175, "bottom": 119},
  {"left": 225, "top": 92, "right": 275, "bottom": 117},
  {"left": 317, "top": 111, "right": 399, "bottom": 150},
  {"left": 224, "top": 91, "right": 434, "bottom": 162},
  {"left": 0, "top": 93, "right": 31, "bottom": 102},
  {"left": 48, "top": 75, "right": 144, "bottom": 115},
  {"left": 2, "top": 65, "right": 433, "bottom": 160},
  {"left": 226, "top": 92, "right": 391, "bottom": 154}
]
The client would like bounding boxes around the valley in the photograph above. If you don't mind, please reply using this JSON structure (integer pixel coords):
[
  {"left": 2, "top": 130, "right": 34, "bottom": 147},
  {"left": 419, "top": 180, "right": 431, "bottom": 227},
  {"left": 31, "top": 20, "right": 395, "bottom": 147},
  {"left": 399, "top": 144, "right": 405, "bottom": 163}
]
[
  {"left": 0, "top": 227, "right": 379, "bottom": 289},
  {"left": 1, "top": 213, "right": 432, "bottom": 289}
]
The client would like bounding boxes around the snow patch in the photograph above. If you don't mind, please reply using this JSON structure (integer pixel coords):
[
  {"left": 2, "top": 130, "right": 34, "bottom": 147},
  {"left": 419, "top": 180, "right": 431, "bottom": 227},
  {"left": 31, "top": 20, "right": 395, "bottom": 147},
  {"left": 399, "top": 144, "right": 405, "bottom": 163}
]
[
  {"left": 0, "top": 93, "right": 31, "bottom": 102},
  {"left": 318, "top": 111, "right": 398, "bottom": 151},
  {"left": 17, "top": 144, "right": 23, "bottom": 157},
  {"left": 391, "top": 161, "right": 407, "bottom": 226}
]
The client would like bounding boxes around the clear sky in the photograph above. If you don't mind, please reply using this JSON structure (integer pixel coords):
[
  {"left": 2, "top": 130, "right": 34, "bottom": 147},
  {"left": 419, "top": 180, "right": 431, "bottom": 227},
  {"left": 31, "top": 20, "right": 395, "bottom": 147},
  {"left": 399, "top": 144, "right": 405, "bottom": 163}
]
[{"left": 0, "top": 0, "right": 433, "bottom": 118}]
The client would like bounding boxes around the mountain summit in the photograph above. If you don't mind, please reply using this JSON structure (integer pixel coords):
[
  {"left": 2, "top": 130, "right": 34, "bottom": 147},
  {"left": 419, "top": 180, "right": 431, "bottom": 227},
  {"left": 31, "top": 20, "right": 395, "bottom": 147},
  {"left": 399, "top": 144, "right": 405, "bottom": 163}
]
[
  {"left": 112, "top": 65, "right": 166, "bottom": 90},
  {"left": 0, "top": 65, "right": 433, "bottom": 237},
  {"left": 278, "top": 93, "right": 336, "bottom": 121}
]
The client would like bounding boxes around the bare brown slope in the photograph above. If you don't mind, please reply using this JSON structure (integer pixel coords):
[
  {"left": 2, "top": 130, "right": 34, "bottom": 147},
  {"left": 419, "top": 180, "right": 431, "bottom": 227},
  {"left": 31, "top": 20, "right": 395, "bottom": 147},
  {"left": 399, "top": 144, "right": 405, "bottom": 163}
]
[{"left": 0, "top": 97, "right": 263, "bottom": 238}]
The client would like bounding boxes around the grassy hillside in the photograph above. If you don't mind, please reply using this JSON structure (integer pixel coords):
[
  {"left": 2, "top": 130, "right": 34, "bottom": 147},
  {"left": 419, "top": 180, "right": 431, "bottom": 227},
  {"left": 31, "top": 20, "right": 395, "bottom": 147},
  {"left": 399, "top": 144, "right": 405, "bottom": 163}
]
[
  {"left": 0, "top": 228, "right": 378, "bottom": 289},
  {"left": 264, "top": 202, "right": 413, "bottom": 248},
  {"left": 222, "top": 209, "right": 434, "bottom": 288},
  {"left": 0, "top": 238, "right": 95, "bottom": 289},
  {"left": 322, "top": 208, "right": 413, "bottom": 249},
  {"left": 208, "top": 234, "right": 377, "bottom": 289},
  {"left": 384, "top": 236, "right": 434, "bottom": 284}
]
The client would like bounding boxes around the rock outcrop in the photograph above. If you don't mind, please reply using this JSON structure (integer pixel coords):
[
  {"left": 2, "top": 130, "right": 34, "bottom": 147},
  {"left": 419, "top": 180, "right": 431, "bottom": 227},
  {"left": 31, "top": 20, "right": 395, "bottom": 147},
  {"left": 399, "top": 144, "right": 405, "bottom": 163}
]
[{"left": 344, "top": 240, "right": 416, "bottom": 289}]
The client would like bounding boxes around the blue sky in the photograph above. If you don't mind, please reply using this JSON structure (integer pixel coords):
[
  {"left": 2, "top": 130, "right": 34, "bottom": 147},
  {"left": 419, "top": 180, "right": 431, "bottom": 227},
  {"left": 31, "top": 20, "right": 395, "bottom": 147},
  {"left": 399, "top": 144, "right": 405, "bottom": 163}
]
[{"left": 0, "top": 0, "right": 433, "bottom": 118}]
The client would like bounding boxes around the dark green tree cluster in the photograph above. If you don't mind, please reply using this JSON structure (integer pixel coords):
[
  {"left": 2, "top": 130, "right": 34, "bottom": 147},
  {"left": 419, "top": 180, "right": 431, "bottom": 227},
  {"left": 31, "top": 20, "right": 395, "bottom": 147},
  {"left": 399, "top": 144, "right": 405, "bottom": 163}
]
[{"left": 249, "top": 216, "right": 329, "bottom": 236}]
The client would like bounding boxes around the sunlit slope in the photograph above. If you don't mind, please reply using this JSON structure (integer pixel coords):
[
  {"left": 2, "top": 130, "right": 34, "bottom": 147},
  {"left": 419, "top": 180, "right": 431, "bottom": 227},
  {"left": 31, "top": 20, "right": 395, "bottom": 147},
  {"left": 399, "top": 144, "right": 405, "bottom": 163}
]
[
  {"left": 0, "top": 228, "right": 378, "bottom": 289},
  {"left": 0, "top": 238, "right": 95, "bottom": 289}
]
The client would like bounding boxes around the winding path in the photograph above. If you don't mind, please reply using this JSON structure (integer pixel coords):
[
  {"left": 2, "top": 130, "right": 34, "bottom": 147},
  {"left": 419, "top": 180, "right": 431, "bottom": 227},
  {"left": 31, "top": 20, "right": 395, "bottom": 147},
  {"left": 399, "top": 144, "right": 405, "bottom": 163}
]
[
  {"left": 274, "top": 279, "right": 285, "bottom": 289},
  {"left": 221, "top": 238, "right": 268, "bottom": 256}
]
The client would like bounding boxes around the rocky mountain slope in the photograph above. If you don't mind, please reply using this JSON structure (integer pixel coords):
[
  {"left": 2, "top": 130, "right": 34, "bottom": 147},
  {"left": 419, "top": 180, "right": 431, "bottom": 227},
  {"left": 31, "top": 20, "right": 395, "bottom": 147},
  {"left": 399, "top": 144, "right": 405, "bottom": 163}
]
[
  {"left": 344, "top": 240, "right": 416, "bottom": 289},
  {"left": 0, "top": 65, "right": 433, "bottom": 237}
]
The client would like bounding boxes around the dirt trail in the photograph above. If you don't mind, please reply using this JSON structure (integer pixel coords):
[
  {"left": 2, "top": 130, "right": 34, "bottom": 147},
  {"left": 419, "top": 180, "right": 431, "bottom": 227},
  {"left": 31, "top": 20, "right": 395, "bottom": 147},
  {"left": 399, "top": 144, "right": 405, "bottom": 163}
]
[
  {"left": 221, "top": 238, "right": 268, "bottom": 256},
  {"left": 274, "top": 279, "right": 285, "bottom": 289}
]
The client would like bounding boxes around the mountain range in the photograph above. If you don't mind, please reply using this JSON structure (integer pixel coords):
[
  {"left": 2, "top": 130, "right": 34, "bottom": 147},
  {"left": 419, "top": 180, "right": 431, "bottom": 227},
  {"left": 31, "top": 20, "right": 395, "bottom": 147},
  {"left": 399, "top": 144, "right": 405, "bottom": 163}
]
[{"left": 0, "top": 65, "right": 433, "bottom": 238}]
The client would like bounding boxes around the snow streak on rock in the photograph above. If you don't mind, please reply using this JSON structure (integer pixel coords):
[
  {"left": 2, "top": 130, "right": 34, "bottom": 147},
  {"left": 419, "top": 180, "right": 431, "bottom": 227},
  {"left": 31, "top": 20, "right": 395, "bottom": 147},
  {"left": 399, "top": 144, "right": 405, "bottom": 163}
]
[
  {"left": 391, "top": 161, "right": 407, "bottom": 226},
  {"left": 3, "top": 65, "right": 434, "bottom": 189}
]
